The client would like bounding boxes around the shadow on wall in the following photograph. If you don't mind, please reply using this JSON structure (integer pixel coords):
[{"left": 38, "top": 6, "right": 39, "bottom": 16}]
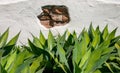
[{"left": 37, "top": 5, "right": 70, "bottom": 28}]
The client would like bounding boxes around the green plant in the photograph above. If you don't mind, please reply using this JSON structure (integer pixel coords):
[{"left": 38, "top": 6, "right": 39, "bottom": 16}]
[
  {"left": 26, "top": 24, "right": 120, "bottom": 73},
  {"left": 0, "top": 28, "right": 20, "bottom": 73},
  {"left": 0, "top": 24, "right": 120, "bottom": 73}
]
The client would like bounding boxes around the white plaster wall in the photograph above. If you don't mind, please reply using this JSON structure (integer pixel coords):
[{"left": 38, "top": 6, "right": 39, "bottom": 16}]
[{"left": 0, "top": 0, "right": 120, "bottom": 44}]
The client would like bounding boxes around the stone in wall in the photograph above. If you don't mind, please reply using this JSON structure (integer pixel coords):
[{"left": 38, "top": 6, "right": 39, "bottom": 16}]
[{"left": 37, "top": 5, "right": 70, "bottom": 28}]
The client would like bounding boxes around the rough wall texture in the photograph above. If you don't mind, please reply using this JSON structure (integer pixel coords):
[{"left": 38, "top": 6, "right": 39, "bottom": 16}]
[{"left": 0, "top": 0, "right": 120, "bottom": 44}]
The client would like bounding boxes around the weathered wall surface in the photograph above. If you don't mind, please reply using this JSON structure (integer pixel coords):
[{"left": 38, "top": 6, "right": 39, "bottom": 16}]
[{"left": 0, "top": 0, "right": 120, "bottom": 44}]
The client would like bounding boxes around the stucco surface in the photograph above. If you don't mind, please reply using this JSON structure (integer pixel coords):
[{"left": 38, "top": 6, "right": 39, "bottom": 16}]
[{"left": 0, "top": 0, "right": 120, "bottom": 44}]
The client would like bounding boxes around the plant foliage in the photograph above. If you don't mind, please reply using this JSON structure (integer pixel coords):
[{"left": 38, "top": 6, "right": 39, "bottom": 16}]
[{"left": 0, "top": 24, "right": 120, "bottom": 73}]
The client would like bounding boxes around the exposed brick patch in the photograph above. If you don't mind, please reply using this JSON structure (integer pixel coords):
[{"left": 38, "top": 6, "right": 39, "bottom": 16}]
[{"left": 37, "top": 5, "right": 70, "bottom": 28}]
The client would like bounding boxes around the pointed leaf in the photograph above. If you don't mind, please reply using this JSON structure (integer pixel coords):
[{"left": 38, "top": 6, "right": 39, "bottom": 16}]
[
  {"left": 39, "top": 31, "right": 46, "bottom": 46},
  {"left": 79, "top": 49, "right": 91, "bottom": 68},
  {"left": 73, "top": 37, "right": 88, "bottom": 65},
  {"left": 33, "top": 36, "right": 43, "bottom": 49},
  {"left": 0, "top": 63, "right": 7, "bottom": 73},
  {"left": 102, "top": 25, "right": 109, "bottom": 40},
  {"left": 28, "top": 39, "right": 50, "bottom": 58},
  {"left": 83, "top": 31, "right": 90, "bottom": 47},
  {"left": 110, "top": 35, "right": 120, "bottom": 46},
  {"left": 56, "top": 30, "right": 67, "bottom": 47},
  {"left": 57, "top": 43, "right": 69, "bottom": 70},
  {"left": 84, "top": 45, "right": 108, "bottom": 72},
  {"left": 92, "top": 53, "right": 111, "bottom": 72},
  {"left": 93, "top": 69, "right": 101, "bottom": 73},
  {"left": 0, "top": 28, "right": 9, "bottom": 48},
  {"left": 3, "top": 32, "right": 20, "bottom": 56},
  {"left": 90, "top": 26, "right": 100, "bottom": 48},
  {"left": 30, "top": 55, "right": 45, "bottom": 73},
  {"left": 73, "top": 31, "right": 77, "bottom": 40},
  {"left": 7, "top": 32, "right": 20, "bottom": 46},
  {"left": 78, "top": 28, "right": 85, "bottom": 41},
  {"left": 111, "top": 62, "right": 120, "bottom": 70},
  {"left": 73, "top": 40, "right": 82, "bottom": 64},
  {"left": 105, "top": 62, "right": 114, "bottom": 73},
  {"left": 5, "top": 51, "right": 17, "bottom": 70},
  {"left": 73, "top": 61, "right": 81, "bottom": 73},
  {"left": 15, "top": 58, "right": 33, "bottom": 73},
  {"left": 36, "top": 67, "right": 45, "bottom": 73},
  {"left": 107, "top": 28, "right": 117, "bottom": 41},
  {"left": 48, "top": 30, "right": 55, "bottom": 51},
  {"left": 9, "top": 51, "right": 26, "bottom": 73},
  {"left": 88, "top": 23, "right": 96, "bottom": 40}
]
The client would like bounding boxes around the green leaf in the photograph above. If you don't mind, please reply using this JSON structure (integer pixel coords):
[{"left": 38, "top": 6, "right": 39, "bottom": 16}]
[
  {"left": 73, "top": 32, "right": 88, "bottom": 65},
  {"left": 73, "top": 31, "right": 77, "bottom": 40},
  {"left": 92, "top": 53, "right": 111, "bottom": 72},
  {"left": 88, "top": 23, "right": 96, "bottom": 40},
  {"left": 73, "top": 61, "right": 81, "bottom": 73},
  {"left": 0, "top": 63, "right": 7, "bottom": 73},
  {"left": 15, "top": 58, "right": 33, "bottom": 73},
  {"left": 57, "top": 43, "right": 68, "bottom": 65},
  {"left": 93, "top": 69, "right": 101, "bottom": 73},
  {"left": 0, "top": 50, "right": 4, "bottom": 60},
  {"left": 65, "top": 31, "right": 74, "bottom": 45},
  {"left": 5, "top": 51, "right": 17, "bottom": 70},
  {"left": 84, "top": 45, "right": 109, "bottom": 73},
  {"left": 33, "top": 36, "right": 43, "bottom": 49},
  {"left": 116, "top": 43, "right": 120, "bottom": 57},
  {"left": 39, "top": 31, "right": 46, "bottom": 46},
  {"left": 110, "top": 35, "right": 120, "bottom": 46},
  {"left": 0, "top": 28, "right": 9, "bottom": 48},
  {"left": 91, "top": 34, "right": 100, "bottom": 48},
  {"left": 28, "top": 39, "right": 42, "bottom": 56},
  {"left": 102, "top": 25, "right": 109, "bottom": 40},
  {"left": 102, "top": 47, "right": 114, "bottom": 55},
  {"left": 78, "top": 28, "right": 85, "bottom": 41},
  {"left": 57, "top": 30, "right": 67, "bottom": 46},
  {"left": 48, "top": 30, "right": 55, "bottom": 51},
  {"left": 95, "top": 26, "right": 101, "bottom": 34},
  {"left": 3, "top": 32, "right": 20, "bottom": 56},
  {"left": 91, "top": 26, "right": 100, "bottom": 48},
  {"left": 65, "top": 33, "right": 74, "bottom": 47},
  {"left": 1, "top": 53, "right": 10, "bottom": 67},
  {"left": 2, "top": 45, "right": 15, "bottom": 56},
  {"left": 79, "top": 49, "right": 91, "bottom": 68},
  {"left": 9, "top": 51, "right": 26, "bottom": 73},
  {"left": 107, "top": 28, "right": 117, "bottom": 41},
  {"left": 72, "top": 40, "right": 82, "bottom": 65},
  {"left": 66, "top": 30, "right": 71, "bottom": 39},
  {"left": 21, "top": 66, "right": 30, "bottom": 73},
  {"left": 28, "top": 39, "right": 50, "bottom": 58},
  {"left": 30, "top": 54, "right": 45, "bottom": 73},
  {"left": 111, "top": 62, "right": 120, "bottom": 70},
  {"left": 57, "top": 43, "right": 70, "bottom": 72},
  {"left": 99, "top": 40, "right": 110, "bottom": 48},
  {"left": 105, "top": 62, "right": 114, "bottom": 73},
  {"left": 83, "top": 30, "right": 90, "bottom": 47},
  {"left": 23, "top": 49, "right": 34, "bottom": 60},
  {"left": 36, "top": 67, "right": 45, "bottom": 73},
  {"left": 6, "top": 32, "right": 20, "bottom": 46}
]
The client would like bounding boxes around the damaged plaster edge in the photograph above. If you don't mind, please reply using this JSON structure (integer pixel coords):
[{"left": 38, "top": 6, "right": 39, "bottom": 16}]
[{"left": 0, "top": 0, "right": 28, "bottom": 5}]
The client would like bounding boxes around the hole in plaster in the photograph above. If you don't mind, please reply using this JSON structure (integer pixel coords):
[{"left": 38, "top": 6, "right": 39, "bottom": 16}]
[{"left": 37, "top": 5, "right": 70, "bottom": 28}]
